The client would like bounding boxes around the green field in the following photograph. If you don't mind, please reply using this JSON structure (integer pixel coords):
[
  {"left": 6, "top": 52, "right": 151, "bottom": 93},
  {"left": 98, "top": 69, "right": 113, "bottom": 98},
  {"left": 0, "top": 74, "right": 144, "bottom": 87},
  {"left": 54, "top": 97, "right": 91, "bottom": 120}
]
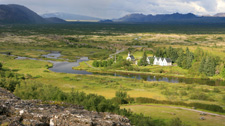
[{"left": 121, "top": 104, "right": 225, "bottom": 126}]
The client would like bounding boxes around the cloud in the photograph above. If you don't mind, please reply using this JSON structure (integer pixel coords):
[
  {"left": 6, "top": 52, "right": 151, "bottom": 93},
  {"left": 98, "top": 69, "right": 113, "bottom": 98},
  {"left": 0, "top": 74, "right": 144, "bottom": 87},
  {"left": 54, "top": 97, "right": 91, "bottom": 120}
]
[
  {"left": 217, "top": 0, "right": 225, "bottom": 13},
  {"left": 0, "top": 0, "right": 222, "bottom": 18}
]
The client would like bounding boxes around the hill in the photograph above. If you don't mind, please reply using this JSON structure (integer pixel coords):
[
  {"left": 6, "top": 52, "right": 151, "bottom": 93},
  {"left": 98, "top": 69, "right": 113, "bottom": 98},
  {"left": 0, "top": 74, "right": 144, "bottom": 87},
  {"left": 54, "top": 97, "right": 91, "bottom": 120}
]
[
  {"left": 42, "top": 12, "right": 101, "bottom": 21},
  {"left": 0, "top": 4, "right": 66, "bottom": 24}
]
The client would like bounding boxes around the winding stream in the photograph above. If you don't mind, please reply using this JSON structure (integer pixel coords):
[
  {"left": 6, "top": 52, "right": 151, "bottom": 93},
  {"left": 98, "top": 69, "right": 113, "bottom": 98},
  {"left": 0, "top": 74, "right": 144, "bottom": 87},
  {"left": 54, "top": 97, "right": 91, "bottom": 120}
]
[{"left": 13, "top": 52, "right": 225, "bottom": 86}]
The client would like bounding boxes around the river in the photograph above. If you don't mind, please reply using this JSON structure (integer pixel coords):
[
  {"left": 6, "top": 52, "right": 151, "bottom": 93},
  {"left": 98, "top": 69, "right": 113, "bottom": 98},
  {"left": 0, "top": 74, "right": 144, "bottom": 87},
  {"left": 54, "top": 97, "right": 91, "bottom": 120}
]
[{"left": 14, "top": 52, "right": 225, "bottom": 86}]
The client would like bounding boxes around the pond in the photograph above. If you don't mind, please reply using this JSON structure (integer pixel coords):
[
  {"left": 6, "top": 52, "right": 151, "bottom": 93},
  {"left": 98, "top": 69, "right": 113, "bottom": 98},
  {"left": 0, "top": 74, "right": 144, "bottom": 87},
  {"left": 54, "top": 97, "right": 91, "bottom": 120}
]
[{"left": 14, "top": 52, "right": 225, "bottom": 86}]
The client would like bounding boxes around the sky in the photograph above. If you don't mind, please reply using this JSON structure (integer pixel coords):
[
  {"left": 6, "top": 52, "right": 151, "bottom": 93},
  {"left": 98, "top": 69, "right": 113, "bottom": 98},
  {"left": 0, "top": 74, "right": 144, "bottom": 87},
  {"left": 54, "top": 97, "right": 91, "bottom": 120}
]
[{"left": 0, "top": 0, "right": 225, "bottom": 19}]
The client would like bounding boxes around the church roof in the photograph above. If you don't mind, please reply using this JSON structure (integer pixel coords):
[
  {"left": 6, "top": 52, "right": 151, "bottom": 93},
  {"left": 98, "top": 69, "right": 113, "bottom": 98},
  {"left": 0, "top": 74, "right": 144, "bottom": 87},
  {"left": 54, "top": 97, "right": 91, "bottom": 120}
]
[
  {"left": 130, "top": 55, "right": 135, "bottom": 60},
  {"left": 164, "top": 58, "right": 172, "bottom": 63},
  {"left": 154, "top": 57, "right": 172, "bottom": 63}
]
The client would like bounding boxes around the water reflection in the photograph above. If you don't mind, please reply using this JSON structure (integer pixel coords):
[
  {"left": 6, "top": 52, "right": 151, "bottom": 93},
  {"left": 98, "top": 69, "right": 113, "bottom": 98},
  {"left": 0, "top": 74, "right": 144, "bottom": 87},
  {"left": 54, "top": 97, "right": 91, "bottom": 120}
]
[{"left": 106, "top": 73, "right": 225, "bottom": 86}]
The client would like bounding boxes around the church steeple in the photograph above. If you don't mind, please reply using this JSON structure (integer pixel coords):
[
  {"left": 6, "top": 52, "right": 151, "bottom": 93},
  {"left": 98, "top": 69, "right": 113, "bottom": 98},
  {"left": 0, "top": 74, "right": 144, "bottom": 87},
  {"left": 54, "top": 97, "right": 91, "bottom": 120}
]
[{"left": 128, "top": 52, "right": 131, "bottom": 57}]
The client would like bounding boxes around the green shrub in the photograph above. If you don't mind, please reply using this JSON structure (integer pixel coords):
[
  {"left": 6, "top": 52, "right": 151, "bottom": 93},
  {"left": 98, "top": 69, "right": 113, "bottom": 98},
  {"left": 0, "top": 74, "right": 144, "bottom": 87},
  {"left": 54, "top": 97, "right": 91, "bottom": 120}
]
[
  {"left": 189, "top": 103, "right": 224, "bottom": 112},
  {"left": 14, "top": 81, "right": 66, "bottom": 101},
  {"left": 169, "top": 118, "right": 188, "bottom": 126},
  {"left": 0, "top": 63, "right": 2, "bottom": 70},
  {"left": 222, "top": 95, "right": 225, "bottom": 104},
  {"left": 179, "top": 90, "right": 188, "bottom": 96},
  {"left": 213, "top": 88, "right": 221, "bottom": 93},
  {"left": 190, "top": 92, "right": 209, "bottom": 100},
  {"left": 0, "top": 70, "right": 23, "bottom": 92}
]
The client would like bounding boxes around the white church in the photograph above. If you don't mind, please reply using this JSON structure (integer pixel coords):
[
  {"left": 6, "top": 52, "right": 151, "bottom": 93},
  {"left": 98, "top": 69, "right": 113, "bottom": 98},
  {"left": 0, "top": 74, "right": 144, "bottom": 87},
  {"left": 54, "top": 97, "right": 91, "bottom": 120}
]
[
  {"left": 126, "top": 52, "right": 138, "bottom": 65},
  {"left": 147, "top": 57, "right": 172, "bottom": 66}
]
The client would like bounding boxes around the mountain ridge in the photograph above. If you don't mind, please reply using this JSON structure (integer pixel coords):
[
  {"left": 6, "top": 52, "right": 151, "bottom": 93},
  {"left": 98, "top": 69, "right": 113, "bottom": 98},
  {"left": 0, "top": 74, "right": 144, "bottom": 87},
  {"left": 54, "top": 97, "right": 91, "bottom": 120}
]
[
  {"left": 0, "top": 4, "right": 66, "bottom": 24},
  {"left": 115, "top": 13, "right": 225, "bottom": 23}
]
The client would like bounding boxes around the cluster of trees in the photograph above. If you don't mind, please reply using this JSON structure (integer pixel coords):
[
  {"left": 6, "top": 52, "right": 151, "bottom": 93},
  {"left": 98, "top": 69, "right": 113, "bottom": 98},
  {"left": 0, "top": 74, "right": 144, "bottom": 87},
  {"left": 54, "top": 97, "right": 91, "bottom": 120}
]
[
  {"left": 194, "top": 48, "right": 221, "bottom": 76},
  {"left": 154, "top": 47, "right": 194, "bottom": 69},
  {"left": 92, "top": 56, "right": 134, "bottom": 71},
  {"left": 155, "top": 46, "right": 179, "bottom": 62},
  {"left": 176, "top": 48, "right": 194, "bottom": 69},
  {"left": 199, "top": 56, "right": 217, "bottom": 76},
  {"left": 154, "top": 47, "right": 224, "bottom": 77},
  {"left": 92, "top": 59, "right": 114, "bottom": 67}
]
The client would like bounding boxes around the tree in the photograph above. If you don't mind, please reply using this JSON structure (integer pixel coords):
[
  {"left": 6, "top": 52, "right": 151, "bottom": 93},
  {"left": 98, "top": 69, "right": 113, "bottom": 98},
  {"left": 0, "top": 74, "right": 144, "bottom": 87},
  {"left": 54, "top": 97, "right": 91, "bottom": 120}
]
[
  {"left": 205, "top": 56, "right": 216, "bottom": 76},
  {"left": 199, "top": 56, "right": 216, "bottom": 76},
  {"left": 199, "top": 57, "right": 206, "bottom": 73},
  {"left": 92, "top": 60, "right": 99, "bottom": 67},
  {"left": 112, "top": 91, "right": 129, "bottom": 104},
  {"left": 188, "top": 62, "right": 200, "bottom": 76},
  {"left": 185, "top": 47, "right": 194, "bottom": 69},
  {"left": 169, "top": 47, "right": 179, "bottom": 62},
  {"left": 176, "top": 49, "right": 184, "bottom": 67},
  {"left": 139, "top": 52, "right": 148, "bottom": 66},
  {"left": 0, "top": 63, "right": 2, "bottom": 70},
  {"left": 103, "top": 61, "right": 108, "bottom": 67},
  {"left": 149, "top": 57, "right": 154, "bottom": 65},
  {"left": 169, "top": 118, "right": 184, "bottom": 126},
  {"left": 194, "top": 47, "right": 204, "bottom": 62},
  {"left": 177, "top": 48, "right": 194, "bottom": 69},
  {"left": 221, "top": 67, "right": 225, "bottom": 78}
]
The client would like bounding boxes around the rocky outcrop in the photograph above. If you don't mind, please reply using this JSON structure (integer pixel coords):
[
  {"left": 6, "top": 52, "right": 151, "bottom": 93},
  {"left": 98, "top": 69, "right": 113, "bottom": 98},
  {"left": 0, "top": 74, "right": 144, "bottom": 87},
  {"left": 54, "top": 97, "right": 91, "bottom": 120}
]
[{"left": 0, "top": 88, "right": 130, "bottom": 126}]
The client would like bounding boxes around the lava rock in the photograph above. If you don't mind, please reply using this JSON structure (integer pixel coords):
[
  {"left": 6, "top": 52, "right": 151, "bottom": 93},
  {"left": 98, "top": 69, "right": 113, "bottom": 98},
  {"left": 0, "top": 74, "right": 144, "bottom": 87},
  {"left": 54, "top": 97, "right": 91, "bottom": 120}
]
[{"left": 0, "top": 88, "right": 130, "bottom": 126}]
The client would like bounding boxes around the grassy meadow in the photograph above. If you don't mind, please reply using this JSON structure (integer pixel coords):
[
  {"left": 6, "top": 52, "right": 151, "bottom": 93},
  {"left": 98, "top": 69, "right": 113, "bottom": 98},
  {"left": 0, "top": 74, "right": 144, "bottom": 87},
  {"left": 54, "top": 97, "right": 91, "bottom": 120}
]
[{"left": 121, "top": 104, "right": 225, "bottom": 126}]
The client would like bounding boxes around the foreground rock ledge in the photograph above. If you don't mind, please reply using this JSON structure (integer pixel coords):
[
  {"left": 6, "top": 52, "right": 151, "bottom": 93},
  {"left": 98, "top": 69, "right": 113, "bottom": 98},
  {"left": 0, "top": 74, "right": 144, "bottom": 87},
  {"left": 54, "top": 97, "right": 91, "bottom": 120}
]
[{"left": 0, "top": 88, "right": 130, "bottom": 126}]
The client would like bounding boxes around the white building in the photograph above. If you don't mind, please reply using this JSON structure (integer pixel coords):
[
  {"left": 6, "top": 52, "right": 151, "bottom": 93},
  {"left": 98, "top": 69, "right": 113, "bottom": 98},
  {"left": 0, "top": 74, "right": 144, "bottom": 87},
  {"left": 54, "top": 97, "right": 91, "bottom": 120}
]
[
  {"left": 147, "top": 57, "right": 172, "bottom": 66},
  {"left": 126, "top": 52, "right": 135, "bottom": 61},
  {"left": 126, "top": 52, "right": 137, "bottom": 65}
]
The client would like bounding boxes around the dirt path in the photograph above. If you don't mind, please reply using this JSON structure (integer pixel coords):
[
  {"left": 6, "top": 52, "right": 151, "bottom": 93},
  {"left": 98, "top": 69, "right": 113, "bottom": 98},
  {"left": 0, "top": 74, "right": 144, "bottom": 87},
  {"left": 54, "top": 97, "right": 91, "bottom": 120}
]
[
  {"left": 85, "top": 48, "right": 125, "bottom": 69},
  {"left": 126, "top": 105, "right": 225, "bottom": 118},
  {"left": 109, "top": 48, "right": 125, "bottom": 58}
]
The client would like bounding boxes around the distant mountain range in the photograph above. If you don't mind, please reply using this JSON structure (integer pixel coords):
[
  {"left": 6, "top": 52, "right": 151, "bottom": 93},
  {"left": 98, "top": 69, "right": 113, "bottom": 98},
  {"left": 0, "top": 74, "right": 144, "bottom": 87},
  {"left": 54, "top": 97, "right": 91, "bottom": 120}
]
[
  {"left": 115, "top": 13, "right": 225, "bottom": 23},
  {"left": 0, "top": 4, "right": 66, "bottom": 24},
  {"left": 213, "top": 13, "right": 225, "bottom": 17},
  {"left": 1, "top": 4, "right": 225, "bottom": 24},
  {"left": 41, "top": 12, "right": 101, "bottom": 21}
]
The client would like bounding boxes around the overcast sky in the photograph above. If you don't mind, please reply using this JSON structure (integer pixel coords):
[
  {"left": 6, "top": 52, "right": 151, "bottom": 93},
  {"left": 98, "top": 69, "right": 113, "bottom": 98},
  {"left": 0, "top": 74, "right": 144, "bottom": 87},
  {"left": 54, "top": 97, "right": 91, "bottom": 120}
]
[{"left": 0, "top": 0, "right": 225, "bottom": 19}]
